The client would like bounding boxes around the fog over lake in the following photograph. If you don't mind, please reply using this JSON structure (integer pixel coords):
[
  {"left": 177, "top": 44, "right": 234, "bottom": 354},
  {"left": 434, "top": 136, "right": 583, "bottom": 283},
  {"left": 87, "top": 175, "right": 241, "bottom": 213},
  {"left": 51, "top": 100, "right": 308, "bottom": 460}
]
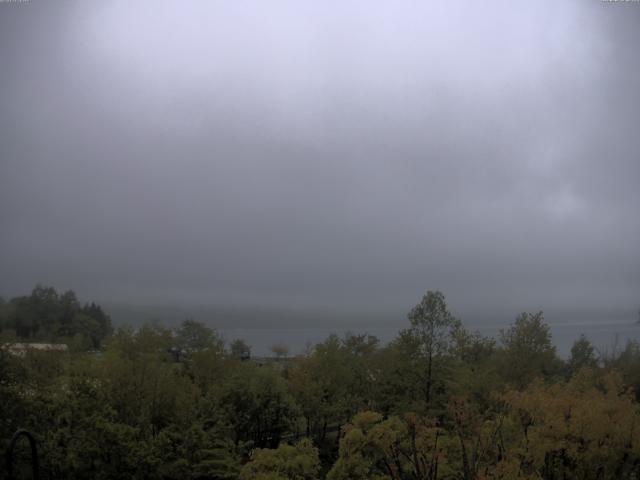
[
  {"left": 104, "top": 302, "right": 639, "bottom": 357},
  {"left": 1, "top": 1, "right": 639, "bottom": 341}
]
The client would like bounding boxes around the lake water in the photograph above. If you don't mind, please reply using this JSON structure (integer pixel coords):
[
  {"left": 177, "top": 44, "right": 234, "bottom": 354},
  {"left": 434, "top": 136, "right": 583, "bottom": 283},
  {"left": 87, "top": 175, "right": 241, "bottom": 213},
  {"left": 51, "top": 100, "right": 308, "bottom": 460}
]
[{"left": 220, "top": 321, "right": 640, "bottom": 358}]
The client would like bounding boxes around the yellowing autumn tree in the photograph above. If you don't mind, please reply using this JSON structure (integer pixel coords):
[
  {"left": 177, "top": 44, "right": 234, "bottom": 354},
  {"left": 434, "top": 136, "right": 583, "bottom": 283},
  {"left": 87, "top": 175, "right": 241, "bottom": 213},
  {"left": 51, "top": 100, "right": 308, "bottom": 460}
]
[{"left": 500, "top": 370, "right": 640, "bottom": 479}]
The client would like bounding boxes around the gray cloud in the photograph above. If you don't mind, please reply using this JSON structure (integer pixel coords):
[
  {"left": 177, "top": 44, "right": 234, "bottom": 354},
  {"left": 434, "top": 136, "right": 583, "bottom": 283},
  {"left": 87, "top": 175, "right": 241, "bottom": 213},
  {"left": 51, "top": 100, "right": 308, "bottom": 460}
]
[{"left": 1, "top": 0, "right": 639, "bottom": 325}]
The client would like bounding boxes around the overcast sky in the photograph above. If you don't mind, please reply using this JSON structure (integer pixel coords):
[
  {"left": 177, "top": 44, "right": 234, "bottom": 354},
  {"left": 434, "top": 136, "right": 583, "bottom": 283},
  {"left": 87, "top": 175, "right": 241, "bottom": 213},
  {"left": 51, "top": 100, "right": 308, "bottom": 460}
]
[{"left": 1, "top": 1, "right": 638, "bottom": 324}]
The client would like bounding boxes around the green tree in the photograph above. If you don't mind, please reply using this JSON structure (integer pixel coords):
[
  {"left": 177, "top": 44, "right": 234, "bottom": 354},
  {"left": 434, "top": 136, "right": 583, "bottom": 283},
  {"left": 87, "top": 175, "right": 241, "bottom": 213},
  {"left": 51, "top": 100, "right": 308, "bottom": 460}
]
[
  {"left": 0, "top": 348, "right": 28, "bottom": 461},
  {"left": 327, "top": 411, "right": 443, "bottom": 480},
  {"left": 3, "top": 285, "right": 112, "bottom": 348},
  {"left": 448, "top": 328, "right": 500, "bottom": 410},
  {"left": 79, "top": 301, "right": 113, "bottom": 347},
  {"left": 176, "top": 319, "right": 224, "bottom": 352},
  {"left": 342, "top": 332, "right": 379, "bottom": 357},
  {"left": 230, "top": 338, "right": 252, "bottom": 360},
  {"left": 216, "top": 362, "right": 299, "bottom": 449},
  {"left": 568, "top": 335, "right": 598, "bottom": 377},
  {"left": 371, "top": 330, "right": 425, "bottom": 415},
  {"left": 101, "top": 324, "right": 198, "bottom": 435},
  {"left": 405, "top": 290, "right": 461, "bottom": 405},
  {"left": 288, "top": 335, "right": 371, "bottom": 449},
  {"left": 604, "top": 340, "right": 640, "bottom": 401},
  {"left": 239, "top": 438, "right": 320, "bottom": 480},
  {"left": 152, "top": 424, "right": 240, "bottom": 479},
  {"left": 7, "top": 285, "right": 59, "bottom": 338},
  {"left": 498, "top": 311, "right": 560, "bottom": 388}
]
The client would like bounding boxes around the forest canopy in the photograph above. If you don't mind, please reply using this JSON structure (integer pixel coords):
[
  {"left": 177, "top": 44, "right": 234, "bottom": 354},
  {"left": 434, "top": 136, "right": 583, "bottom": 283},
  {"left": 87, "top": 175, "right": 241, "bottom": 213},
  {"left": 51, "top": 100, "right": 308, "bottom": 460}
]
[
  {"left": 0, "top": 285, "right": 112, "bottom": 350},
  {"left": 2, "top": 287, "right": 640, "bottom": 479}
]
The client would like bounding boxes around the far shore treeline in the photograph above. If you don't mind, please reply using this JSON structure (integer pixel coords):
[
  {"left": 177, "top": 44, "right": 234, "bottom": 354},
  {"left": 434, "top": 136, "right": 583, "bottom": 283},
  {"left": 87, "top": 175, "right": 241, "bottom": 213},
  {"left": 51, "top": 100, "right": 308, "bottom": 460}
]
[{"left": 2, "top": 286, "right": 640, "bottom": 479}]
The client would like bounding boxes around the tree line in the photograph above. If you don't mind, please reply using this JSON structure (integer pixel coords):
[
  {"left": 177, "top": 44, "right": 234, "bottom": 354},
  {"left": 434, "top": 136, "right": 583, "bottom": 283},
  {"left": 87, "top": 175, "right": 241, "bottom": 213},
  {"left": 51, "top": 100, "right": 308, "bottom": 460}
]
[
  {"left": 2, "top": 287, "right": 640, "bottom": 479},
  {"left": 0, "top": 285, "right": 112, "bottom": 350}
]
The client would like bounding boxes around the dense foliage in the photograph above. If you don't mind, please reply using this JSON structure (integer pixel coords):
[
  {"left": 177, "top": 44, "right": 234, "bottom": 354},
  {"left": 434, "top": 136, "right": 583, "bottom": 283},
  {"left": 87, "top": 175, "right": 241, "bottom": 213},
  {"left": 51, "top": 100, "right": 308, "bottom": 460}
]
[
  {"left": 0, "top": 285, "right": 112, "bottom": 350},
  {"left": 2, "top": 288, "right": 640, "bottom": 479}
]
